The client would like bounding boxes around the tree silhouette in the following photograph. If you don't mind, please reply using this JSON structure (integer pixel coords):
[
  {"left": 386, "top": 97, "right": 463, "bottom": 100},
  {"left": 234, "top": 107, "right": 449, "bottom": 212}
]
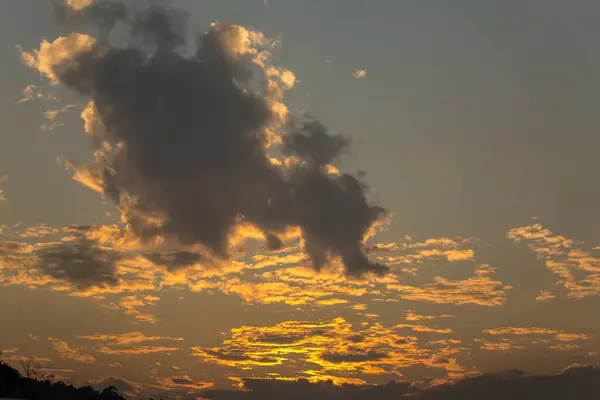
[{"left": 0, "top": 351, "right": 126, "bottom": 400}]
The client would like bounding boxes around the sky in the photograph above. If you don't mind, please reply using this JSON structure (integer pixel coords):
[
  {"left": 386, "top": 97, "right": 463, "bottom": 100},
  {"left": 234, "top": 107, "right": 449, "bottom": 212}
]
[{"left": 1, "top": 0, "right": 600, "bottom": 399}]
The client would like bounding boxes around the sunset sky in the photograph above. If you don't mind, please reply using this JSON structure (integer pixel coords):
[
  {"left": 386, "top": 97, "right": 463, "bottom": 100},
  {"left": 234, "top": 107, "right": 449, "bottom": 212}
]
[{"left": 1, "top": 0, "right": 600, "bottom": 399}]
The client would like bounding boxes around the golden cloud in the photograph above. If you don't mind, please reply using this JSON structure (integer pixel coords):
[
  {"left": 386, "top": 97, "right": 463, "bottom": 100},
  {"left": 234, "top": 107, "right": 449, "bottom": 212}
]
[
  {"left": 387, "top": 265, "right": 509, "bottom": 306},
  {"left": 192, "top": 317, "right": 473, "bottom": 383}
]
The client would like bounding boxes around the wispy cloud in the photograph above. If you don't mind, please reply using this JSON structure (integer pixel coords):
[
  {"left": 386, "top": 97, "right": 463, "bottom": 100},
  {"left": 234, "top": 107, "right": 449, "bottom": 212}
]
[{"left": 48, "top": 337, "right": 95, "bottom": 364}]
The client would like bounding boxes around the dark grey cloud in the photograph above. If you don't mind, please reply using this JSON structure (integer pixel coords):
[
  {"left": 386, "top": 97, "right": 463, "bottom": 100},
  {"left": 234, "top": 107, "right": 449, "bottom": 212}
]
[
  {"left": 254, "top": 333, "right": 306, "bottom": 345},
  {"left": 47, "top": 0, "right": 387, "bottom": 276},
  {"left": 35, "top": 238, "right": 121, "bottom": 288},
  {"left": 320, "top": 350, "right": 388, "bottom": 363},
  {"left": 143, "top": 251, "right": 205, "bottom": 270},
  {"left": 202, "top": 349, "right": 252, "bottom": 362},
  {"left": 283, "top": 119, "right": 349, "bottom": 167},
  {"left": 200, "top": 365, "right": 600, "bottom": 400},
  {"left": 170, "top": 377, "right": 195, "bottom": 385}
]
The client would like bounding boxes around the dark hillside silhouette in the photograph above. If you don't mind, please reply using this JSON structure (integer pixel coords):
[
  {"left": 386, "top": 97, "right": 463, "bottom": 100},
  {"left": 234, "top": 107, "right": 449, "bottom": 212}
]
[{"left": 0, "top": 353, "right": 125, "bottom": 400}]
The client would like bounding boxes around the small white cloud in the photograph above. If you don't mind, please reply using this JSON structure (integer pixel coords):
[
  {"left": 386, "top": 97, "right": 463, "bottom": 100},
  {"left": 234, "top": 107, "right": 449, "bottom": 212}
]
[{"left": 353, "top": 69, "right": 368, "bottom": 79}]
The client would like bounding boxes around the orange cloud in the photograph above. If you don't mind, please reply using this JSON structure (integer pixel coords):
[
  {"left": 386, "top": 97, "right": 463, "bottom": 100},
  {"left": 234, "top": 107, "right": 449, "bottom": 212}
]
[
  {"left": 555, "top": 333, "right": 590, "bottom": 342},
  {"left": 481, "top": 326, "right": 590, "bottom": 350},
  {"left": 79, "top": 331, "right": 183, "bottom": 356},
  {"left": 395, "top": 324, "right": 454, "bottom": 334},
  {"left": 508, "top": 223, "right": 600, "bottom": 299},
  {"left": 405, "top": 310, "right": 454, "bottom": 321},
  {"left": 117, "top": 295, "right": 161, "bottom": 323},
  {"left": 19, "top": 224, "right": 59, "bottom": 239},
  {"left": 94, "top": 346, "right": 180, "bottom": 355},
  {"left": 387, "top": 265, "right": 509, "bottom": 306},
  {"left": 48, "top": 337, "right": 95, "bottom": 364},
  {"left": 78, "top": 332, "right": 184, "bottom": 346},
  {"left": 484, "top": 327, "right": 558, "bottom": 336}
]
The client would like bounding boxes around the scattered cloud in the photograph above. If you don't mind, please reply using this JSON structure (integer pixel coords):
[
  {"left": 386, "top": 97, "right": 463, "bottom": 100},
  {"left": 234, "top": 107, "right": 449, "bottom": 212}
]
[
  {"left": 536, "top": 290, "right": 556, "bottom": 301},
  {"left": 48, "top": 337, "right": 96, "bottom": 364},
  {"left": 94, "top": 345, "right": 180, "bottom": 355},
  {"left": 405, "top": 310, "right": 454, "bottom": 322},
  {"left": 19, "top": 224, "right": 59, "bottom": 239},
  {"left": 483, "top": 327, "right": 559, "bottom": 336},
  {"left": 395, "top": 324, "right": 453, "bottom": 334},
  {"left": 387, "top": 265, "right": 510, "bottom": 306},
  {"left": 41, "top": 104, "right": 77, "bottom": 131},
  {"left": 508, "top": 223, "right": 600, "bottom": 299},
  {"left": 79, "top": 332, "right": 183, "bottom": 346},
  {"left": 79, "top": 332, "right": 183, "bottom": 355},
  {"left": 117, "top": 295, "right": 161, "bottom": 323},
  {"left": 478, "top": 326, "right": 591, "bottom": 352},
  {"left": 79, "top": 331, "right": 182, "bottom": 356}
]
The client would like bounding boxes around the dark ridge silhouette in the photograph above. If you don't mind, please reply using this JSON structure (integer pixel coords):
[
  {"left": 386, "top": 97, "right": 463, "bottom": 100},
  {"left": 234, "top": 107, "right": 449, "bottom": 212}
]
[
  {"left": 0, "top": 357, "right": 125, "bottom": 400},
  {"left": 199, "top": 365, "right": 600, "bottom": 400}
]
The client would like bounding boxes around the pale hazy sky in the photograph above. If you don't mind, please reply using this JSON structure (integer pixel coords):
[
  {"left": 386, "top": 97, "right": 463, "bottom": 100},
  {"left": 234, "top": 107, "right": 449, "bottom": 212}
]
[{"left": 1, "top": 1, "right": 600, "bottom": 399}]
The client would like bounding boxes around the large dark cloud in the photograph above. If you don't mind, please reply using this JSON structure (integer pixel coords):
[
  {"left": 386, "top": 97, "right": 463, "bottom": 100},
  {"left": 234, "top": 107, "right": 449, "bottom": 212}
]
[
  {"left": 201, "top": 365, "right": 600, "bottom": 400},
  {"left": 49, "top": 0, "right": 388, "bottom": 276}
]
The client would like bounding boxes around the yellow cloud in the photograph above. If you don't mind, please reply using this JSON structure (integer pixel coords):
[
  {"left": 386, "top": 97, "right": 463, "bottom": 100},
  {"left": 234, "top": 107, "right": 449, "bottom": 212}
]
[
  {"left": 65, "top": 0, "right": 94, "bottom": 11},
  {"left": 18, "top": 33, "right": 96, "bottom": 85},
  {"left": 387, "top": 265, "right": 509, "bottom": 306},
  {"left": 395, "top": 324, "right": 453, "bottom": 334},
  {"left": 192, "top": 317, "right": 473, "bottom": 382}
]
